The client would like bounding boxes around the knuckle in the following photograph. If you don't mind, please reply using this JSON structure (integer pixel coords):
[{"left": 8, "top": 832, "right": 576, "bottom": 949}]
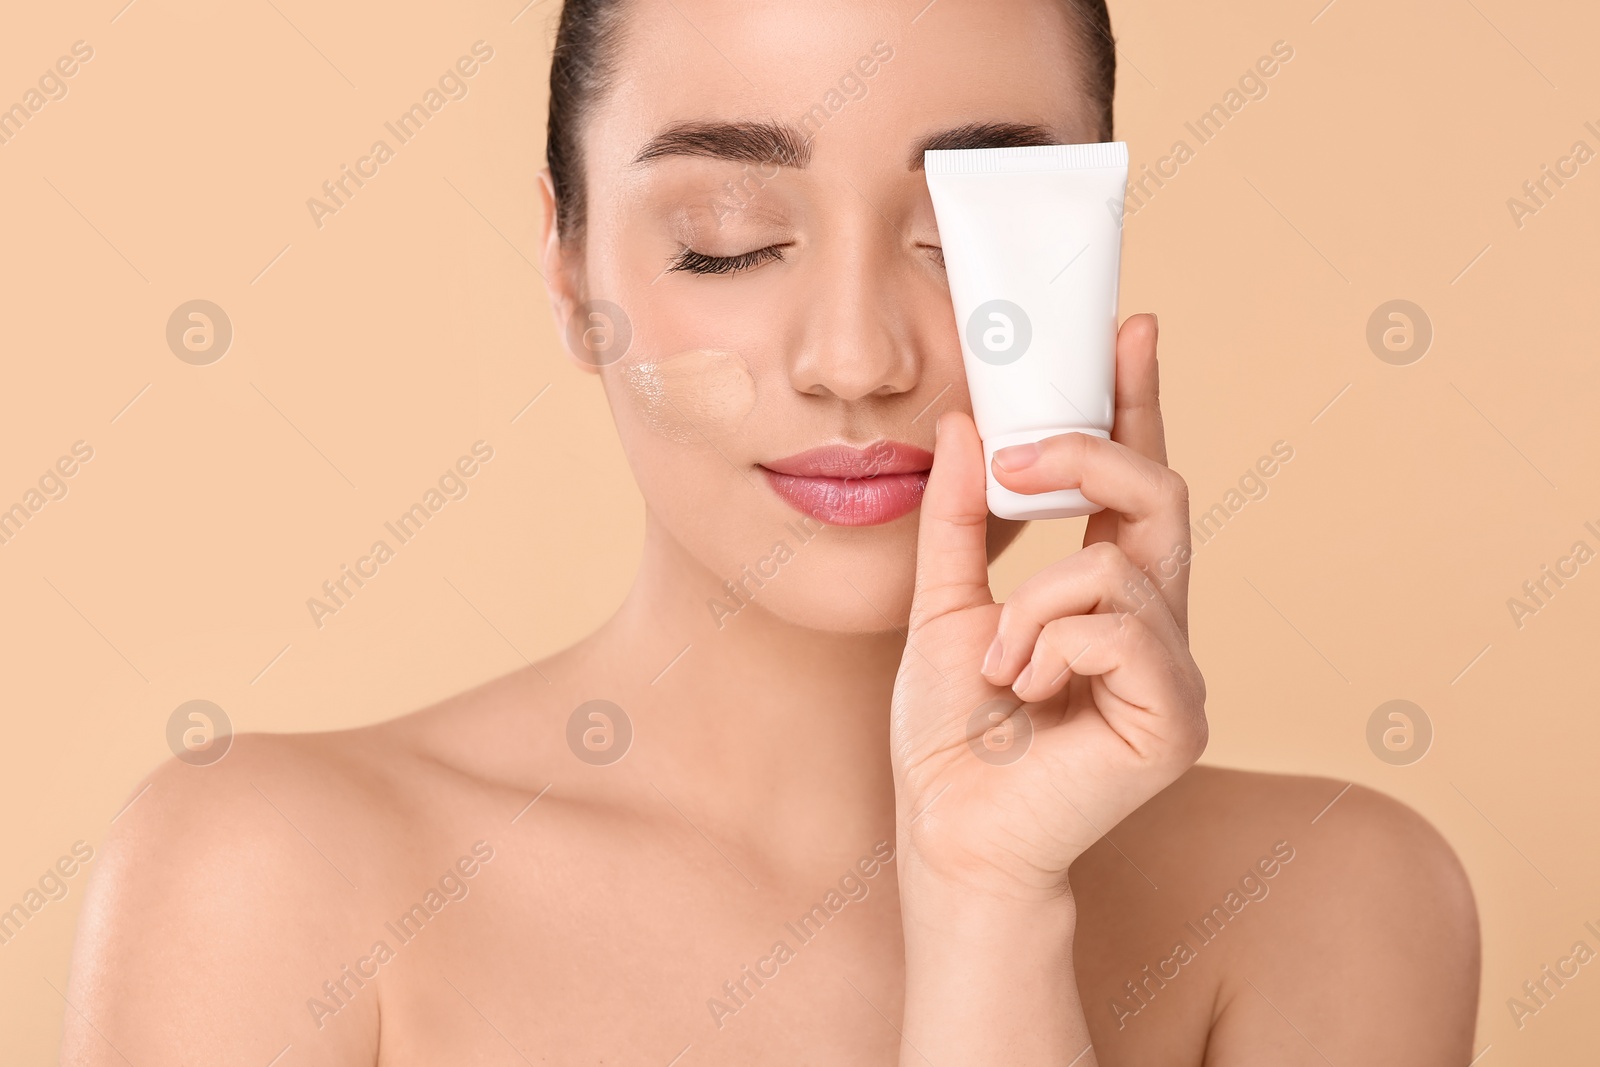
[
  {"left": 994, "top": 592, "right": 1032, "bottom": 636},
  {"left": 1188, "top": 710, "right": 1211, "bottom": 761},
  {"left": 1036, "top": 617, "right": 1070, "bottom": 658},
  {"left": 1040, "top": 618, "right": 1088, "bottom": 665},
  {"left": 1083, "top": 539, "right": 1124, "bottom": 568},
  {"left": 1163, "top": 468, "right": 1190, "bottom": 509},
  {"left": 1111, "top": 610, "right": 1146, "bottom": 649},
  {"left": 1083, "top": 540, "right": 1132, "bottom": 585},
  {"left": 1051, "top": 430, "right": 1094, "bottom": 473}
]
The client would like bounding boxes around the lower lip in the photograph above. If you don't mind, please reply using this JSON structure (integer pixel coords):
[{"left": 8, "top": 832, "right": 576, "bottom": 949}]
[{"left": 759, "top": 468, "right": 930, "bottom": 526}]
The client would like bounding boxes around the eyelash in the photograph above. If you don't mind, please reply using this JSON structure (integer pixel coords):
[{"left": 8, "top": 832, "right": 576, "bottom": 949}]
[
  {"left": 668, "top": 244, "right": 787, "bottom": 276},
  {"left": 665, "top": 242, "right": 943, "bottom": 275}
]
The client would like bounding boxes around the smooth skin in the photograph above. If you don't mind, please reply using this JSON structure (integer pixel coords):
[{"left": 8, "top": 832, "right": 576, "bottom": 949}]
[{"left": 62, "top": 1, "right": 1478, "bottom": 1064}]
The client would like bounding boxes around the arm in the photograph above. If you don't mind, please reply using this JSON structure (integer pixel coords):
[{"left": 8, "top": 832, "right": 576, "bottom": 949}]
[
  {"left": 892, "top": 314, "right": 1205, "bottom": 1063},
  {"left": 898, "top": 862, "right": 1087, "bottom": 1063}
]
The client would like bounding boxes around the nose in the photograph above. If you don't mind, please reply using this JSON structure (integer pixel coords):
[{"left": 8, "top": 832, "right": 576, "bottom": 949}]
[{"left": 785, "top": 221, "right": 920, "bottom": 401}]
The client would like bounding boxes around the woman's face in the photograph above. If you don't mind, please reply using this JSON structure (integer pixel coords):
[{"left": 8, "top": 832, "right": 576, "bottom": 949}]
[{"left": 542, "top": 0, "right": 1100, "bottom": 633}]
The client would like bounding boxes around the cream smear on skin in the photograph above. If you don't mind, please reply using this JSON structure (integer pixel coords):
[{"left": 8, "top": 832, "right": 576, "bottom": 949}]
[{"left": 618, "top": 349, "right": 757, "bottom": 445}]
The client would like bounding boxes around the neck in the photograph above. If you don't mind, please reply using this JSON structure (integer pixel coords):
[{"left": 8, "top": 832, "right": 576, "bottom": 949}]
[{"left": 581, "top": 511, "right": 905, "bottom": 867}]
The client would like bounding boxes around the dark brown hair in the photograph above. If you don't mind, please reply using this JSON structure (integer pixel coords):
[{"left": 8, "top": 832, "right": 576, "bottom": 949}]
[{"left": 546, "top": 0, "right": 1116, "bottom": 243}]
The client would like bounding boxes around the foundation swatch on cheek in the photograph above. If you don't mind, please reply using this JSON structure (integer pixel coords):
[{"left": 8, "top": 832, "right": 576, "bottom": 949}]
[{"left": 619, "top": 349, "right": 757, "bottom": 445}]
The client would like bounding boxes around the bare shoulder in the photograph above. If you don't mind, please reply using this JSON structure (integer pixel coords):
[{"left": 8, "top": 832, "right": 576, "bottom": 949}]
[
  {"left": 1131, "top": 764, "right": 1476, "bottom": 894},
  {"left": 62, "top": 668, "right": 555, "bottom": 1066},
  {"left": 63, "top": 730, "right": 390, "bottom": 1063},
  {"left": 1074, "top": 765, "right": 1480, "bottom": 1065},
  {"left": 1147, "top": 765, "right": 1478, "bottom": 946}
]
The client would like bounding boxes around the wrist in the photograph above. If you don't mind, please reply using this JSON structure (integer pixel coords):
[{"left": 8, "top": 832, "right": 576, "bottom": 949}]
[
  {"left": 897, "top": 837, "right": 1078, "bottom": 917},
  {"left": 897, "top": 856, "right": 1085, "bottom": 1064},
  {"left": 899, "top": 853, "right": 1078, "bottom": 961}
]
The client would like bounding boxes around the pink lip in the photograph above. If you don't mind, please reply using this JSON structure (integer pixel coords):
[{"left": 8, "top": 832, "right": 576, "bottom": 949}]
[{"left": 760, "top": 441, "right": 933, "bottom": 526}]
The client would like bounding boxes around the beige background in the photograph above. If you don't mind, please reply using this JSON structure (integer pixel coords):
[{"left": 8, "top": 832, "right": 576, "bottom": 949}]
[{"left": 2, "top": 0, "right": 1596, "bottom": 1062}]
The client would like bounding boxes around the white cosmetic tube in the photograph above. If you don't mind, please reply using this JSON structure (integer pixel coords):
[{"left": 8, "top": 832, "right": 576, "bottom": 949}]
[{"left": 925, "top": 142, "right": 1129, "bottom": 520}]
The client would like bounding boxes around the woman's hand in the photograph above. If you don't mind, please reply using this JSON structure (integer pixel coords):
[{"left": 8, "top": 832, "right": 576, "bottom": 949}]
[{"left": 891, "top": 313, "right": 1207, "bottom": 905}]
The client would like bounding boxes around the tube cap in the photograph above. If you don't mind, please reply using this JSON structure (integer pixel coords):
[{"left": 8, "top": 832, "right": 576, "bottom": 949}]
[{"left": 983, "top": 426, "right": 1110, "bottom": 520}]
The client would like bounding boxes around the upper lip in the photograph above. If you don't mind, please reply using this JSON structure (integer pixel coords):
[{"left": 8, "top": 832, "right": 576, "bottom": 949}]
[{"left": 761, "top": 441, "right": 933, "bottom": 479}]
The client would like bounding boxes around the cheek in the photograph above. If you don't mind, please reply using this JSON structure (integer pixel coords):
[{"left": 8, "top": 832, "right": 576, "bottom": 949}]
[{"left": 615, "top": 348, "right": 758, "bottom": 445}]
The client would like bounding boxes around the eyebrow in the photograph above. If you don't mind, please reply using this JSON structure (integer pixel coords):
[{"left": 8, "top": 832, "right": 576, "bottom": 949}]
[
  {"left": 632, "top": 120, "right": 812, "bottom": 168},
  {"left": 908, "top": 122, "right": 1061, "bottom": 169},
  {"left": 630, "top": 119, "right": 1060, "bottom": 172}
]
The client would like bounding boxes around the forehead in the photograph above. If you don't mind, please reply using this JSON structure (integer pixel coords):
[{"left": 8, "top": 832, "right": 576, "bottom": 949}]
[{"left": 586, "top": 0, "right": 1095, "bottom": 171}]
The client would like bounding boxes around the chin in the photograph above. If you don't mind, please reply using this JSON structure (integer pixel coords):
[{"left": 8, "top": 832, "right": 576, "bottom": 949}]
[
  {"left": 733, "top": 537, "right": 918, "bottom": 635},
  {"left": 755, "top": 589, "right": 915, "bottom": 635}
]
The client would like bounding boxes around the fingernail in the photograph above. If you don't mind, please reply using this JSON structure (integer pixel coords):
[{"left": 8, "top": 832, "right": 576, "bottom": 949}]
[
  {"left": 1013, "top": 662, "right": 1034, "bottom": 696},
  {"left": 981, "top": 634, "right": 1003, "bottom": 676},
  {"left": 992, "top": 442, "right": 1039, "bottom": 471}
]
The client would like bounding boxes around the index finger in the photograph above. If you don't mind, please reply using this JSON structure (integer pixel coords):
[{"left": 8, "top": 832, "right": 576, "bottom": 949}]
[
  {"left": 991, "top": 432, "right": 1192, "bottom": 634},
  {"left": 1111, "top": 313, "right": 1167, "bottom": 465}
]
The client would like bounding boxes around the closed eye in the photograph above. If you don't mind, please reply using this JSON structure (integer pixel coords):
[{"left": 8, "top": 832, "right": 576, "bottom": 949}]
[{"left": 668, "top": 244, "right": 787, "bottom": 275}]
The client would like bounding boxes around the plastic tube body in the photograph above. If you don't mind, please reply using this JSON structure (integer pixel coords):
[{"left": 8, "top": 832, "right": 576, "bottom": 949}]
[{"left": 925, "top": 142, "right": 1129, "bottom": 519}]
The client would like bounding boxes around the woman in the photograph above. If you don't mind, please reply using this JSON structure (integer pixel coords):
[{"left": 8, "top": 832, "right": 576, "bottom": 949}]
[{"left": 63, "top": 0, "right": 1480, "bottom": 1063}]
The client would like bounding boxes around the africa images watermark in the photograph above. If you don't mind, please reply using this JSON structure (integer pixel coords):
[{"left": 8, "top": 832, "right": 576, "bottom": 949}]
[
  {"left": 0, "top": 440, "right": 95, "bottom": 549},
  {"left": 0, "top": 842, "right": 96, "bottom": 950},
  {"left": 1505, "top": 917, "right": 1600, "bottom": 1031},
  {"left": 1189, "top": 440, "right": 1295, "bottom": 548},
  {"left": 1505, "top": 118, "right": 1600, "bottom": 230},
  {"left": 707, "top": 515, "right": 827, "bottom": 628},
  {"left": 1114, "top": 40, "right": 1296, "bottom": 222},
  {"left": 706, "top": 435, "right": 925, "bottom": 627},
  {"left": 1505, "top": 517, "right": 1600, "bottom": 631},
  {"left": 567, "top": 699, "right": 633, "bottom": 766},
  {"left": 1109, "top": 840, "right": 1297, "bottom": 1029},
  {"left": 1092, "top": 439, "right": 1298, "bottom": 625},
  {"left": 306, "top": 440, "right": 495, "bottom": 629},
  {"left": 705, "top": 840, "right": 896, "bottom": 1030},
  {"left": 306, "top": 40, "right": 495, "bottom": 229},
  {"left": 0, "top": 39, "right": 94, "bottom": 148},
  {"left": 305, "top": 840, "right": 496, "bottom": 1029},
  {"left": 712, "top": 39, "right": 896, "bottom": 227}
]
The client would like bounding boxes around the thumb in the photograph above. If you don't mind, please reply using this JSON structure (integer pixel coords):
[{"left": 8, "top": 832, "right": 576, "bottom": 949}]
[{"left": 909, "top": 410, "right": 994, "bottom": 632}]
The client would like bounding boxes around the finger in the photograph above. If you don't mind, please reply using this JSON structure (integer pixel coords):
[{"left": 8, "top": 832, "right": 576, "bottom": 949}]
[
  {"left": 1015, "top": 614, "right": 1206, "bottom": 770},
  {"left": 909, "top": 410, "right": 994, "bottom": 631},
  {"left": 991, "top": 430, "right": 1182, "bottom": 526},
  {"left": 1010, "top": 613, "right": 1173, "bottom": 709},
  {"left": 1085, "top": 314, "right": 1164, "bottom": 552},
  {"left": 1110, "top": 313, "right": 1166, "bottom": 465},
  {"left": 989, "top": 431, "right": 1191, "bottom": 630},
  {"left": 980, "top": 541, "right": 1182, "bottom": 687}
]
